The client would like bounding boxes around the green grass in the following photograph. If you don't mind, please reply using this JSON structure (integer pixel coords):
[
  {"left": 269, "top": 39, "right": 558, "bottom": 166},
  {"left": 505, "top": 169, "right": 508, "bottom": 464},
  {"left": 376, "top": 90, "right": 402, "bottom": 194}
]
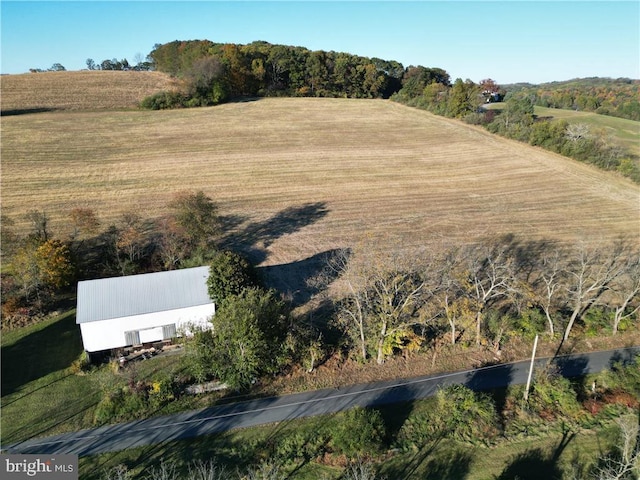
[
  {"left": 0, "top": 310, "right": 192, "bottom": 446},
  {"left": 1, "top": 310, "right": 101, "bottom": 444}
]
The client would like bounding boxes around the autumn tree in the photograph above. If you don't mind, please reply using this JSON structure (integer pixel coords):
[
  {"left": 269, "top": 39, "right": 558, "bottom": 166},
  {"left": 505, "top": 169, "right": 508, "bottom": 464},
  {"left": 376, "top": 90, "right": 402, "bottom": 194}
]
[
  {"left": 155, "top": 216, "right": 189, "bottom": 270},
  {"left": 68, "top": 207, "right": 100, "bottom": 243},
  {"left": 11, "top": 239, "right": 74, "bottom": 308},
  {"left": 437, "top": 249, "right": 475, "bottom": 345},
  {"left": 110, "top": 213, "right": 153, "bottom": 275},
  {"left": 167, "top": 190, "right": 220, "bottom": 253},
  {"left": 332, "top": 248, "right": 430, "bottom": 364}
]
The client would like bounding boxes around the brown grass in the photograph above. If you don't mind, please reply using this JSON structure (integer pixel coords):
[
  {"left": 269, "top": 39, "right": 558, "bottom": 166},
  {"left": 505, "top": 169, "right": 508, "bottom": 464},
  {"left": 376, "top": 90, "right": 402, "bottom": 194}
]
[
  {"left": 2, "top": 97, "right": 639, "bottom": 269},
  {"left": 0, "top": 70, "right": 178, "bottom": 113}
]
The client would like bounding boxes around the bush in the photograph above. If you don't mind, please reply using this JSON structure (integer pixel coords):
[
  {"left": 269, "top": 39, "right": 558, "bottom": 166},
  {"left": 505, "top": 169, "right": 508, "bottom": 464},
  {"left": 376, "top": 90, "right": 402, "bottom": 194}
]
[
  {"left": 397, "top": 385, "right": 499, "bottom": 449},
  {"left": 93, "top": 383, "right": 151, "bottom": 425},
  {"left": 597, "top": 355, "right": 640, "bottom": 397},
  {"left": 140, "top": 91, "right": 187, "bottom": 110},
  {"left": 329, "top": 407, "right": 386, "bottom": 457},
  {"left": 526, "top": 367, "right": 582, "bottom": 421}
]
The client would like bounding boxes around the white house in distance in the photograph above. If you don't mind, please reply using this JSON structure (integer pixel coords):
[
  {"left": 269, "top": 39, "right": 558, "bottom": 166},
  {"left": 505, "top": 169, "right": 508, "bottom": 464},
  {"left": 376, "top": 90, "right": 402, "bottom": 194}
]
[{"left": 76, "top": 266, "right": 215, "bottom": 359}]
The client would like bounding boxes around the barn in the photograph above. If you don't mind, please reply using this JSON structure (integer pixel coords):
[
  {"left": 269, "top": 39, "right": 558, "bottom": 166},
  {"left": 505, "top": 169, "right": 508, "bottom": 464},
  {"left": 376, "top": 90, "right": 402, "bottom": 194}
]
[{"left": 76, "top": 266, "right": 215, "bottom": 358}]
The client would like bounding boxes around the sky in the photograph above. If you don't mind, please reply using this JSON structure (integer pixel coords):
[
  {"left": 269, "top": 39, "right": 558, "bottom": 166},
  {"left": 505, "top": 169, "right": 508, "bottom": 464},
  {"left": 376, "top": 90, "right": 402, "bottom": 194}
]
[{"left": 1, "top": 1, "right": 638, "bottom": 84}]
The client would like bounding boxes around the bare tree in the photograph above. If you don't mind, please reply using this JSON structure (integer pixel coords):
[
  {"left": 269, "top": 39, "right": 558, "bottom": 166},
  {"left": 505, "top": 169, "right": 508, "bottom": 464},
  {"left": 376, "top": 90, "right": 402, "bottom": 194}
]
[
  {"left": 610, "top": 254, "right": 640, "bottom": 335},
  {"left": 532, "top": 246, "right": 566, "bottom": 337},
  {"left": 592, "top": 414, "right": 640, "bottom": 480},
  {"left": 342, "top": 459, "right": 386, "bottom": 480},
  {"left": 459, "top": 239, "right": 517, "bottom": 346},
  {"left": 188, "top": 460, "right": 227, "bottom": 480},
  {"left": 240, "top": 461, "right": 281, "bottom": 480},
  {"left": 562, "top": 240, "right": 631, "bottom": 342},
  {"left": 25, "top": 209, "right": 50, "bottom": 243},
  {"left": 565, "top": 123, "right": 591, "bottom": 142}
]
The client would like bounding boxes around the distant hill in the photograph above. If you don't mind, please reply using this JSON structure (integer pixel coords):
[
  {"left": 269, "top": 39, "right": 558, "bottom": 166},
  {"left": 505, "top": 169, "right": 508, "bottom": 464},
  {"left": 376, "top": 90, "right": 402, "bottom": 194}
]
[
  {"left": 0, "top": 70, "right": 179, "bottom": 114},
  {"left": 503, "top": 77, "right": 640, "bottom": 121}
]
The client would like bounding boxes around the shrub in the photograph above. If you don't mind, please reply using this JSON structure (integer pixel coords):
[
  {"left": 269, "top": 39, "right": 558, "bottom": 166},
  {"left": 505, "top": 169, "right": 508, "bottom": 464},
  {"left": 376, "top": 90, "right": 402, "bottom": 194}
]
[
  {"left": 329, "top": 407, "right": 386, "bottom": 457},
  {"left": 397, "top": 385, "right": 499, "bottom": 449},
  {"left": 93, "top": 384, "right": 150, "bottom": 425},
  {"left": 597, "top": 355, "right": 640, "bottom": 397},
  {"left": 69, "top": 351, "right": 92, "bottom": 375},
  {"left": 526, "top": 367, "right": 582, "bottom": 421},
  {"left": 140, "top": 91, "right": 187, "bottom": 110}
]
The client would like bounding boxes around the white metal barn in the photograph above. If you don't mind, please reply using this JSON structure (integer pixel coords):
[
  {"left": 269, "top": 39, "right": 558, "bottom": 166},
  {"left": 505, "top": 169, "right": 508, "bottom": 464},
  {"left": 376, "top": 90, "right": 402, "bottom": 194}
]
[{"left": 76, "top": 266, "right": 215, "bottom": 355}]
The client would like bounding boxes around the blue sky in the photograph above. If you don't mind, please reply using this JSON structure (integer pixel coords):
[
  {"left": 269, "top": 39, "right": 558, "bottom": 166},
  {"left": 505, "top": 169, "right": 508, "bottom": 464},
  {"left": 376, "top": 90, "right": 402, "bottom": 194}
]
[{"left": 1, "top": 1, "right": 638, "bottom": 84}]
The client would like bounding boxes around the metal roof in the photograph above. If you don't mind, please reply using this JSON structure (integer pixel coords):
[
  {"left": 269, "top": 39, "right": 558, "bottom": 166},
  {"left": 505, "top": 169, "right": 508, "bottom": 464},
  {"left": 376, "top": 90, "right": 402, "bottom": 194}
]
[{"left": 76, "top": 266, "right": 212, "bottom": 324}]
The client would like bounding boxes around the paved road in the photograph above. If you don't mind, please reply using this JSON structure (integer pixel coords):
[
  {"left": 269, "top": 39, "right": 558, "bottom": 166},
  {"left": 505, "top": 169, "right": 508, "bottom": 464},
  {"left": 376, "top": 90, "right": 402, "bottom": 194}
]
[{"left": 4, "top": 346, "right": 639, "bottom": 456}]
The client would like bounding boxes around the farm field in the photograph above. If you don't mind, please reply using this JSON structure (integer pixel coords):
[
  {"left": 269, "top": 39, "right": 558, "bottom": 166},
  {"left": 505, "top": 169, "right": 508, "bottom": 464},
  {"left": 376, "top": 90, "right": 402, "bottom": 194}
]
[
  {"left": 0, "top": 70, "right": 177, "bottom": 113},
  {"left": 2, "top": 97, "right": 639, "bottom": 270}
]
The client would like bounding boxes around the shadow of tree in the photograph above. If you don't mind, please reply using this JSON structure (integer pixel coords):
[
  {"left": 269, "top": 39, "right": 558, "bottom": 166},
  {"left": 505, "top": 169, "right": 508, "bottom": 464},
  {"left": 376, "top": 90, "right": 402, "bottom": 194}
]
[
  {"left": 259, "top": 248, "right": 343, "bottom": 307},
  {"left": 221, "top": 202, "right": 329, "bottom": 265},
  {"left": 465, "top": 362, "right": 515, "bottom": 430},
  {"left": 1, "top": 311, "right": 82, "bottom": 396},
  {"left": 380, "top": 436, "right": 472, "bottom": 480},
  {"left": 1, "top": 107, "right": 59, "bottom": 116},
  {"left": 495, "top": 429, "right": 575, "bottom": 480}
]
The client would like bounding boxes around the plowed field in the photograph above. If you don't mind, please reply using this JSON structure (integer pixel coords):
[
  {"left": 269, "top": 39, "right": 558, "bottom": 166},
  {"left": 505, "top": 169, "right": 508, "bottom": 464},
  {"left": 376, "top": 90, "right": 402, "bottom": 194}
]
[{"left": 2, "top": 98, "right": 638, "bottom": 266}]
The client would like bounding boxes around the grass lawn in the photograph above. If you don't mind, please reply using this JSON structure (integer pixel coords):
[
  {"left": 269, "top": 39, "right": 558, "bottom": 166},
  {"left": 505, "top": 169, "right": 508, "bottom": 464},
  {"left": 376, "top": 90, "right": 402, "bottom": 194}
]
[{"left": 0, "top": 310, "right": 191, "bottom": 446}]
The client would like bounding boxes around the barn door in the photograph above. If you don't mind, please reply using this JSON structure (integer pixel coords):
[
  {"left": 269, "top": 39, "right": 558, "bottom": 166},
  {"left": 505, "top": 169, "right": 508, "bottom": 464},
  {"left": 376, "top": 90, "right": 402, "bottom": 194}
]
[
  {"left": 124, "top": 330, "right": 140, "bottom": 346},
  {"left": 162, "top": 324, "right": 177, "bottom": 340}
]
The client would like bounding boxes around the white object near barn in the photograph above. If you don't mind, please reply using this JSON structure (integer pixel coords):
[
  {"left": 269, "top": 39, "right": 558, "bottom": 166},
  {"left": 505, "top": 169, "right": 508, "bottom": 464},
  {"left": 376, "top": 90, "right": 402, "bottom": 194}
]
[{"left": 76, "top": 266, "right": 215, "bottom": 355}]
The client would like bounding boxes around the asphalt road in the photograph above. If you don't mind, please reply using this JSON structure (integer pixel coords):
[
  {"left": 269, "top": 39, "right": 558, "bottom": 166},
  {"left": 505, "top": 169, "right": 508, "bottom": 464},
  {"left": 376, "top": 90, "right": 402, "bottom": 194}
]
[{"left": 4, "top": 346, "right": 639, "bottom": 456}]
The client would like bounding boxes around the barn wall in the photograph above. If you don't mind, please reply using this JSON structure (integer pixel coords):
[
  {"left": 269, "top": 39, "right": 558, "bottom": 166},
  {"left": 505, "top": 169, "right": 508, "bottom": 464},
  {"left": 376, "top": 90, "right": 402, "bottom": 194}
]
[{"left": 79, "top": 303, "right": 215, "bottom": 352}]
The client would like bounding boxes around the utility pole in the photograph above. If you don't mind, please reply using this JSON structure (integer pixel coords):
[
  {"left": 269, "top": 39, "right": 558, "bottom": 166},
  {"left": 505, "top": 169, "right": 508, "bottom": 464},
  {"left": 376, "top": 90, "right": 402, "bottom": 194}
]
[{"left": 524, "top": 334, "right": 539, "bottom": 402}]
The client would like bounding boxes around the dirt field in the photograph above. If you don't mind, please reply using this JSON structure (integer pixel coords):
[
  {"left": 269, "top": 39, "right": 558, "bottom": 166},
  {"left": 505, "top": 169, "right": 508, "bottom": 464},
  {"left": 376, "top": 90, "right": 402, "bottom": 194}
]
[
  {"left": 0, "top": 70, "right": 178, "bottom": 113},
  {"left": 2, "top": 97, "right": 639, "bottom": 269}
]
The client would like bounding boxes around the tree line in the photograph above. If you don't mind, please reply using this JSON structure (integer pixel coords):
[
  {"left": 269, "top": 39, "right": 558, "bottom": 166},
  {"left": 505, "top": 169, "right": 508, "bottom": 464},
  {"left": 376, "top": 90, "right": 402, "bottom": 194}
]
[
  {"left": 141, "top": 40, "right": 406, "bottom": 108},
  {"left": 85, "top": 55, "right": 154, "bottom": 72},
  {"left": 328, "top": 235, "right": 639, "bottom": 366},
  {"left": 391, "top": 77, "right": 640, "bottom": 182}
]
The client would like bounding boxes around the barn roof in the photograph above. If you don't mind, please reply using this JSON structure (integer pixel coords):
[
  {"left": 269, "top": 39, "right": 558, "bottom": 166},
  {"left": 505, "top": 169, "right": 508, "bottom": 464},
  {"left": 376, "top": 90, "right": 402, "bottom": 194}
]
[{"left": 76, "top": 266, "right": 212, "bottom": 324}]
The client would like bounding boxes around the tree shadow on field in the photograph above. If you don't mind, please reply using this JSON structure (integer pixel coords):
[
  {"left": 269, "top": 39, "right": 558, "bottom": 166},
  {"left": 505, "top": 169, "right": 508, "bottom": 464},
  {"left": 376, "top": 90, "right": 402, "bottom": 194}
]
[
  {"left": 259, "top": 248, "right": 343, "bottom": 307},
  {"left": 381, "top": 435, "right": 473, "bottom": 480},
  {"left": 1, "top": 311, "right": 82, "bottom": 396},
  {"left": 1, "top": 107, "right": 59, "bottom": 116},
  {"left": 221, "top": 202, "right": 329, "bottom": 265},
  {"left": 495, "top": 429, "right": 576, "bottom": 480}
]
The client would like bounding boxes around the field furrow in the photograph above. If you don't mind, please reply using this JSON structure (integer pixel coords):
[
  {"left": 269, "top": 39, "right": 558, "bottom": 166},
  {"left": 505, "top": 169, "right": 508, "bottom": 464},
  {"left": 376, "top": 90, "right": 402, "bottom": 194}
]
[{"left": 2, "top": 98, "right": 638, "bottom": 266}]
